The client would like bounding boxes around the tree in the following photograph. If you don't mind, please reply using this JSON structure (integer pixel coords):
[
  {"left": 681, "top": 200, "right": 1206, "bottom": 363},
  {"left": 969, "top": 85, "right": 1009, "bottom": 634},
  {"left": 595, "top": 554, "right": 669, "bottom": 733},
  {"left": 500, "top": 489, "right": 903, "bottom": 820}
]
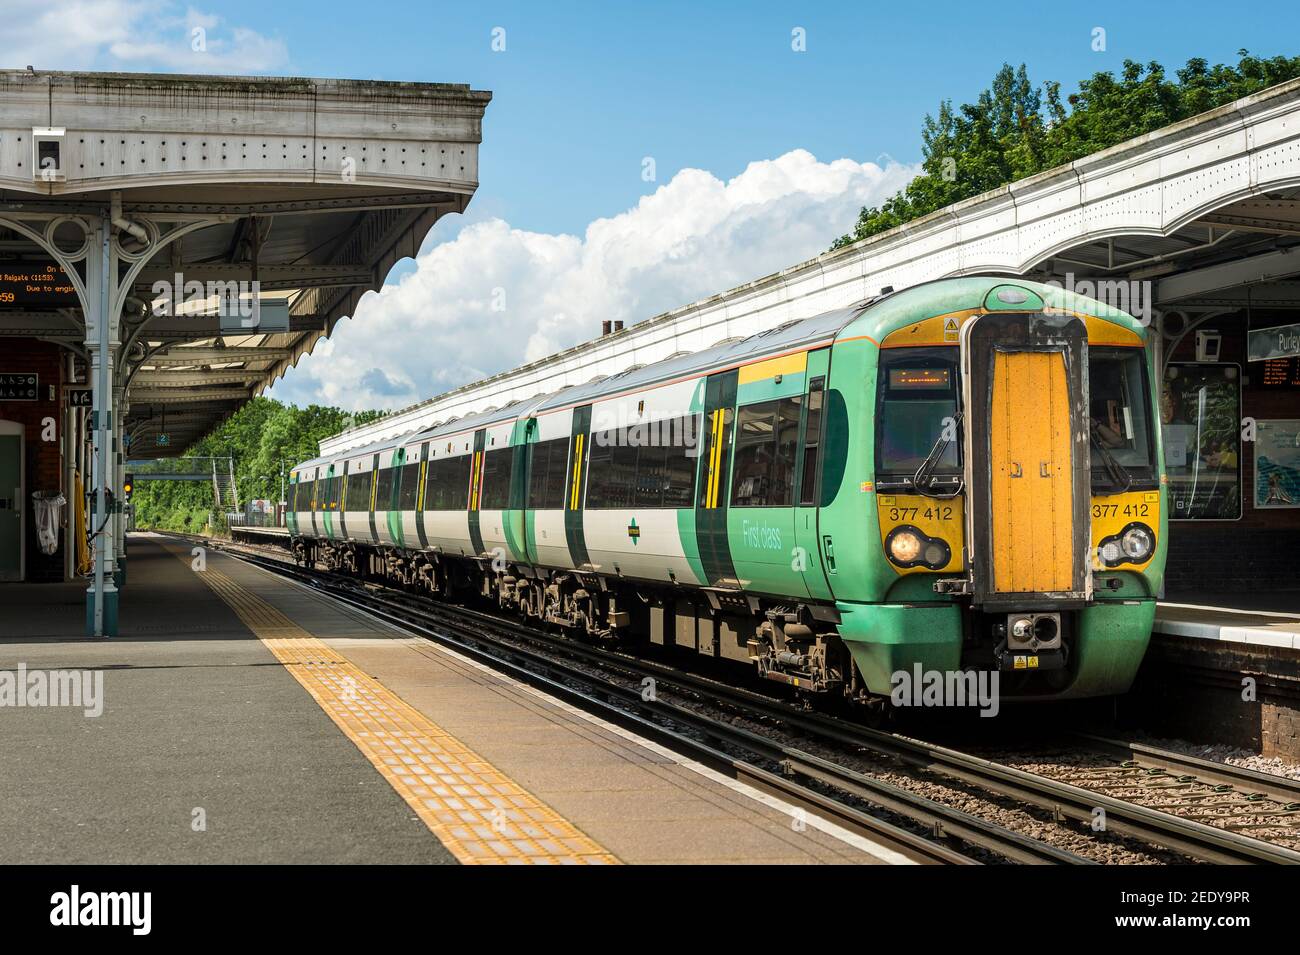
[
  {"left": 132, "top": 398, "right": 387, "bottom": 531},
  {"left": 832, "top": 51, "right": 1300, "bottom": 250}
]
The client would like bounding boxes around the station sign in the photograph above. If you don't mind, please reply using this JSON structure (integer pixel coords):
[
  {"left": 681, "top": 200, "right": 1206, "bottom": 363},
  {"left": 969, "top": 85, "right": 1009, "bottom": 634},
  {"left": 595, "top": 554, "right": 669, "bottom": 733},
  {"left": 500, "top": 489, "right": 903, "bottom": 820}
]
[
  {"left": 1248, "top": 322, "right": 1300, "bottom": 389},
  {"left": 0, "top": 372, "right": 39, "bottom": 401},
  {"left": 65, "top": 386, "right": 93, "bottom": 407},
  {"left": 218, "top": 298, "right": 290, "bottom": 334},
  {"left": 1247, "top": 321, "right": 1300, "bottom": 362}
]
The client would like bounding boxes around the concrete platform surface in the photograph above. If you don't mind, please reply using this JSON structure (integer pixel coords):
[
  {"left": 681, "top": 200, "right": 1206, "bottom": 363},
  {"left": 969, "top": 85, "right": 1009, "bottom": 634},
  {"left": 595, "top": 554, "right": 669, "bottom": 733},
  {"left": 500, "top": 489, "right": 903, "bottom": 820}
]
[
  {"left": 0, "top": 533, "right": 900, "bottom": 865},
  {"left": 1156, "top": 601, "right": 1300, "bottom": 650}
]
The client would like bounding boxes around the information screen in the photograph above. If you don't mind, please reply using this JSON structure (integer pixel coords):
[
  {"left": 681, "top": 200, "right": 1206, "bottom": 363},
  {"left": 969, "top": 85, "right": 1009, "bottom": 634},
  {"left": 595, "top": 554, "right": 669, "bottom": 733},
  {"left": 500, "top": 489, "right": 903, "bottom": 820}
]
[
  {"left": 889, "top": 367, "right": 951, "bottom": 390},
  {"left": 0, "top": 262, "right": 78, "bottom": 307},
  {"left": 1260, "top": 357, "right": 1300, "bottom": 389}
]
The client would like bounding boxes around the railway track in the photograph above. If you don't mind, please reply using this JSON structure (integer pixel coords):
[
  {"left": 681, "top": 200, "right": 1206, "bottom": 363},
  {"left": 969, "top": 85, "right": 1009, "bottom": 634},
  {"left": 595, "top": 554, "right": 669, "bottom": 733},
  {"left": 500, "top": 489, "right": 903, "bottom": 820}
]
[{"left": 192, "top": 532, "right": 1300, "bottom": 865}]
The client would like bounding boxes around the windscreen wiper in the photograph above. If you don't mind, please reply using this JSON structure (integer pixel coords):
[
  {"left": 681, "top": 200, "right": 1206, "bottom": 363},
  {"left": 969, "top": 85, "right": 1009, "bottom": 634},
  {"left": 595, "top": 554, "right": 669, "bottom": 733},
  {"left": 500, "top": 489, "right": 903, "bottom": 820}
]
[
  {"left": 1089, "top": 422, "right": 1133, "bottom": 493},
  {"left": 912, "top": 412, "right": 964, "bottom": 499}
]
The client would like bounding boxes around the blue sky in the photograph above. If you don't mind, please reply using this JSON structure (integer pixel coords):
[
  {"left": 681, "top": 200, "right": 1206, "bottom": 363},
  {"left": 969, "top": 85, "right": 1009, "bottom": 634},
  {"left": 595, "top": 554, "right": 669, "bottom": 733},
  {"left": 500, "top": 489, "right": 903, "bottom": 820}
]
[
  {"left": 13, "top": 1, "right": 1300, "bottom": 408},
  {"left": 155, "top": 0, "right": 1300, "bottom": 236}
]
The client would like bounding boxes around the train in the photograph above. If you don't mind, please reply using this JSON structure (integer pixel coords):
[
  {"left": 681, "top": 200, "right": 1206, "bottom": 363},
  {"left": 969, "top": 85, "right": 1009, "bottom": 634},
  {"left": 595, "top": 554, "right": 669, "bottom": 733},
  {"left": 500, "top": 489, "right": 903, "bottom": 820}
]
[{"left": 286, "top": 276, "right": 1167, "bottom": 707}]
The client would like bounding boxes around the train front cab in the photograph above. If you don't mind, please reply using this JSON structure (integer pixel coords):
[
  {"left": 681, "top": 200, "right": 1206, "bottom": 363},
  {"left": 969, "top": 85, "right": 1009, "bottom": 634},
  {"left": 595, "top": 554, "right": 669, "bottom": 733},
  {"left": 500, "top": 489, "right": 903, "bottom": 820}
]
[{"left": 830, "top": 281, "right": 1166, "bottom": 702}]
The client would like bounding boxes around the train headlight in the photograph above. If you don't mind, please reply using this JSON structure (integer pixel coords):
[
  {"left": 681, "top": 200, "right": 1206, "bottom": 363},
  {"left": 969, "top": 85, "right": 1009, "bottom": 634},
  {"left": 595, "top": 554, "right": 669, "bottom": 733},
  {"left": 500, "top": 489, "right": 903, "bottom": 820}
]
[
  {"left": 888, "top": 528, "right": 922, "bottom": 564},
  {"left": 885, "top": 526, "right": 951, "bottom": 570},
  {"left": 1096, "top": 522, "right": 1155, "bottom": 567},
  {"left": 1120, "top": 524, "right": 1155, "bottom": 562}
]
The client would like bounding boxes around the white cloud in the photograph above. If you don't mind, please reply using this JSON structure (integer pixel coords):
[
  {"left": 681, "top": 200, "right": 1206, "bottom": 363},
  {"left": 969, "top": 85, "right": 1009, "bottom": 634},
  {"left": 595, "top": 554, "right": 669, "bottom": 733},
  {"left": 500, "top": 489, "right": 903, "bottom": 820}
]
[
  {"left": 6, "top": 1, "right": 288, "bottom": 74},
  {"left": 269, "top": 149, "right": 919, "bottom": 412}
]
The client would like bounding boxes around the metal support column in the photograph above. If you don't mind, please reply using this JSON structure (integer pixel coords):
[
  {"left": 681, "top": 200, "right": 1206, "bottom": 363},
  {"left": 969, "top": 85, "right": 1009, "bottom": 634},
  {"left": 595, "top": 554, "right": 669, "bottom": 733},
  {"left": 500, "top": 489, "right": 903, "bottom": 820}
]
[{"left": 85, "top": 215, "right": 119, "bottom": 638}]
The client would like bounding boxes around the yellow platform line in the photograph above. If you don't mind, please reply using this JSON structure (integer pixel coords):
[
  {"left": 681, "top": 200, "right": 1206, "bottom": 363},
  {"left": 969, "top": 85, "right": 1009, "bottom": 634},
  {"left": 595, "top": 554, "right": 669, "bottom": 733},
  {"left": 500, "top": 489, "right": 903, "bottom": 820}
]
[{"left": 166, "top": 545, "right": 618, "bottom": 865}]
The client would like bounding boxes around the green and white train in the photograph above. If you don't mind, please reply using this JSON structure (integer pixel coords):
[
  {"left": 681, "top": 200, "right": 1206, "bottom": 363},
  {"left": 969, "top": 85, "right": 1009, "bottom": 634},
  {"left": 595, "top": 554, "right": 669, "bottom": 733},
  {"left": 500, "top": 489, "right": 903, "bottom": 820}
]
[{"left": 288, "top": 276, "right": 1167, "bottom": 705}]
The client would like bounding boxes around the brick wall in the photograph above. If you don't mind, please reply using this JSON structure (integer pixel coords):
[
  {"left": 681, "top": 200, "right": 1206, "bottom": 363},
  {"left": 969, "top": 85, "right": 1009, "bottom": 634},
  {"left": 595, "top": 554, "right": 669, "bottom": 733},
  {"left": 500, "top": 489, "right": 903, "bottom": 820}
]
[{"left": 0, "top": 339, "right": 66, "bottom": 582}]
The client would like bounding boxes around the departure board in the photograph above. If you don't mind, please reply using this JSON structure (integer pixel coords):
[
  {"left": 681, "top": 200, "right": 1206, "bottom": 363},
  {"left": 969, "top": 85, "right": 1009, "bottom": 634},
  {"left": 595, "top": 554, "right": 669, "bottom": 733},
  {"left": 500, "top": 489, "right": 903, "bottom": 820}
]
[
  {"left": 1260, "top": 357, "right": 1300, "bottom": 389},
  {"left": 0, "top": 262, "right": 78, "bottom": 307}
]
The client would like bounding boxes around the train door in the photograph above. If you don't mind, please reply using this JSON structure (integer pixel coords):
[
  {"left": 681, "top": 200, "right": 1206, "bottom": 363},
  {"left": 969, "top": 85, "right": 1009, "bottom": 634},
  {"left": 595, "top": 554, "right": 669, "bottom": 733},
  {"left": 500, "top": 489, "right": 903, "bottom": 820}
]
[
  {"left": 414, "top": 441, "right": 430, "bottom": 549},
  {"left": 337, "top": 460, "right": 349, "bottom": 540},
  {"left": 962, "top": 312, "right": 1091, "bottom": 604},
  {"left": 322, "top": 464, "right": 337, "bottom": 539},
  {"left": 309, "top": 467, "right": 320, "bottom": 538},
  {"left": 694, "top": 371, "right": 739, "bottom": 587},
  {"left": 564, "top": 406, "right": 591, "bottom": 568},
  {"left": 467, "top": 429, "right": 487, "bottom": 556},
  {"left": 367, "top": 453, "right": 380, "bottom": 542},
  {"left": 794, "top": 349, "right": 835, "bottom": 601}
]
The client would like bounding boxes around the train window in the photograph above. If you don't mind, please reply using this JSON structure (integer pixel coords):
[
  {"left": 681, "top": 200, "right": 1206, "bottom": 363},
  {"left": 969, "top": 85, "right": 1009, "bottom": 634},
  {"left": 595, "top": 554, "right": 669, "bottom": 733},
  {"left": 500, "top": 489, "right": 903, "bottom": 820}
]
[
  {"left": 424, "top": 455, "right": 472, "bottom": 510},
  {"left": 1089, "top": 348, "right": 1157, "bottom": 493},
  {"left": 876, "top": 348, "right": 960, "bottom": 478},
  {"left": 731, "top": 397, "right": 801, "bottom": 507},
  {"left": 587, "top": 434, "right": 637, "bottom": 508},
  {"left": 396, "top": 461, "right": 421, "bottom": 510},
  {"left": 1161, "top": 361, "right": 1240, "bottom": 519},
  {"left": 374, "top": 467, "right": 394, "bottom": 510},
  {"left": 480, "top": 447, "right": 514, "bottom": 510},
  {"left": 586, "top": 415, "right": 698, "bottom": 508},
  {"left": 659, "top": 421, "right": 698, "bottom": 508},
  {"left": 528, "top": 437, "right": 571, "bottom": 509},
  {"left": 345, "top": 471, "right": 371, "bottom": 511},
  {"left": 798, "top": 378, "right": 825, "bottom": 506}
]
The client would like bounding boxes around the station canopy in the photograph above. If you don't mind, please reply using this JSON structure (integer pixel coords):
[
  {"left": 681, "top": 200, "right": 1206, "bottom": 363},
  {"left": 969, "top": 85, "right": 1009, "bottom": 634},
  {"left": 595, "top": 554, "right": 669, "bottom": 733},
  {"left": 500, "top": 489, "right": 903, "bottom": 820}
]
[{"left": 0, "top": 70, "right": 491, "bottom": 453}]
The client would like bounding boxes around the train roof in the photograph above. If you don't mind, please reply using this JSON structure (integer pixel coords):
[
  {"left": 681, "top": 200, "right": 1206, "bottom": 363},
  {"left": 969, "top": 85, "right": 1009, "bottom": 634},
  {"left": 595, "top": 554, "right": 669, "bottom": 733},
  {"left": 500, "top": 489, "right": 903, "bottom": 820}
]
[
  {"left": 531, "top": 306, "right": 862, "bottom": 414},
  {"left": 845, "top": 275, "right": 1149, "bottom": 343},
  {"left": 299, "top": 276, "right": 1146, "bottom": 470}
]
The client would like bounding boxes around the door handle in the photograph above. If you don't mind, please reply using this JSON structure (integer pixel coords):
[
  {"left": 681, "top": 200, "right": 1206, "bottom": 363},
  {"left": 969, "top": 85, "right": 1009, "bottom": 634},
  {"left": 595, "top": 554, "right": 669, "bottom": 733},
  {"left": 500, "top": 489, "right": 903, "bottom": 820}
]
[
  {"left": 1039, "top": 461, "right": 1050, "bottom": 478},
  {"left": 1009, "top": 462, "right": 1022, "bottom": 478}
]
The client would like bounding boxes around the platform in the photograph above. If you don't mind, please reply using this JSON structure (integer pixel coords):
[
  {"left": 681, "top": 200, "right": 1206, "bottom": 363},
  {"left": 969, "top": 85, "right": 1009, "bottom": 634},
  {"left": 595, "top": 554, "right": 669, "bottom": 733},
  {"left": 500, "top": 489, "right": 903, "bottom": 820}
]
[
  {"left": 1155, "top": 600, "right": 1300, "bottom": 651},
  {"left": 0, "top": 533, "right": 900, "bottom": 865}
]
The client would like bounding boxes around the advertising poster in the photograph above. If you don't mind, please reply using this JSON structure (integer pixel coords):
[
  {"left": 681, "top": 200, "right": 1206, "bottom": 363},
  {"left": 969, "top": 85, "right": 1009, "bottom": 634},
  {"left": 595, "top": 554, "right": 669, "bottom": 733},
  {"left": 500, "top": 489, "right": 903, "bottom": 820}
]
[{"left": 1254, "top": 419, "right": 1300, "bottom": 508}]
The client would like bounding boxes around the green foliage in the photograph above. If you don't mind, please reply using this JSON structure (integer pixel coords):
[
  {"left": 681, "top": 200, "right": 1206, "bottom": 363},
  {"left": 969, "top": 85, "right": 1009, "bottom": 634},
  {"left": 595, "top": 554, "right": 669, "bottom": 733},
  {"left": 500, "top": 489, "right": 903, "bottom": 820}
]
[
  {"left": 132, "top": 397, "right": 385, "bottom": 532},
  {"left": 832, "top": 51, "right": 1300, "bottom": 250}
]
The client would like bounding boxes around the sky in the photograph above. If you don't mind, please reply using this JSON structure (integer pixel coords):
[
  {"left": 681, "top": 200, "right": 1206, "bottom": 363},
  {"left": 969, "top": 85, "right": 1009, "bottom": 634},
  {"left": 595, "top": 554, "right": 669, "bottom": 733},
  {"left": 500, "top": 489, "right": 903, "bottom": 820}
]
[{"left": 9, "top": 0, "right": 1300, "bottom": 410}]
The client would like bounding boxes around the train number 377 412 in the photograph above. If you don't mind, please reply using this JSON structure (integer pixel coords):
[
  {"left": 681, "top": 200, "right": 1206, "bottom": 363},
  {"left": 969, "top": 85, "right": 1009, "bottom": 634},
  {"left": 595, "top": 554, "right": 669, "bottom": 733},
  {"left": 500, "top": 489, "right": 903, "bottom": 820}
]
[{"left": 1091, "top": 503, "right": 1150, "bottom": 518}]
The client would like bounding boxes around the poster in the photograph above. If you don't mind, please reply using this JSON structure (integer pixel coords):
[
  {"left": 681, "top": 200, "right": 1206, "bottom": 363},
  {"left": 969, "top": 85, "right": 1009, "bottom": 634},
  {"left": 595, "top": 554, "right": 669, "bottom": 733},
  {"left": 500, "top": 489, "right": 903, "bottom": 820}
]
[{"left": 1254, "top": 419, "right": 1300, "bottom": 509}]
